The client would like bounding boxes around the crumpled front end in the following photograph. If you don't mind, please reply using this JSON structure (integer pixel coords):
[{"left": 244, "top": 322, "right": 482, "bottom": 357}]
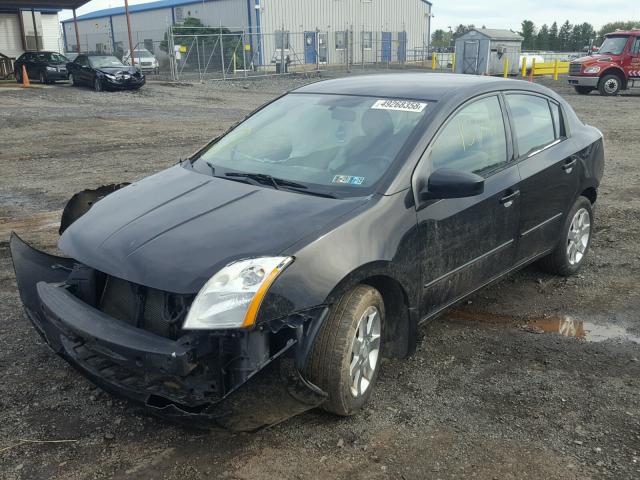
[{"left": 10, "top": 233, "right": 327, "bottom": 431}]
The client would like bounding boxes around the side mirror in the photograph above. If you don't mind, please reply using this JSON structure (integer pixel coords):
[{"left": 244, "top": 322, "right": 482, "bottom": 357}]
[{"left": 420, "top": 168, "right": 484, "bottom": 201}]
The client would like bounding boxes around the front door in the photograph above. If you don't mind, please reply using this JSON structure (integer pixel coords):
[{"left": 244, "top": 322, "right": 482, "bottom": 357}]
[
  {"left": 304, "top": 31, "right": 317, "bottom": 64},
  {"left": 462, "top": 41, "right": 480, "bottom": 74},
  {"left": 416, "top": 95, "right": 521, "bottom": 316},
  {"left": 24, "top": 53, "right": 37, "bottom": 78},
  {"left": 397, "top": 31, "right": 407, "bottom": 63},
  {"left": 381, "top": 32, "right": 392, "bottom": 62},
  {"left": 626, "top": 36, "right": 640, "bottom": 81},
  {"left": 504, "top": 93, "right": 580, "bottom": 261}
]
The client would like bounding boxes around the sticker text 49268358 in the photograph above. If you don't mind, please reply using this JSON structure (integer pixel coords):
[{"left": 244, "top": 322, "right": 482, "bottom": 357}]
[{"left": 371, "top": 99, "right": 428, "bottom": 113}]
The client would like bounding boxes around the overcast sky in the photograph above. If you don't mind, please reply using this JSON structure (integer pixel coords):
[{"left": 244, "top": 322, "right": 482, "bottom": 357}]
[{"left": 60, "top": 0, "right": 639, "bottom": 32}]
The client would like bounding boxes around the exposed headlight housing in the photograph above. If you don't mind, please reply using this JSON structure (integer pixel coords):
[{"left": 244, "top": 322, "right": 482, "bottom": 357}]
[
  {"left": 104, "top": 73, "right": 116, "bottom": 80},
  {"left": 183, "top": 256, "right": 293, "bottom": 330},
  {"left": 46, "top": 66, "right": 56, "bottom": 71},
  {"left": 584, "top": 66, "right": 601, "bottom": 74}
]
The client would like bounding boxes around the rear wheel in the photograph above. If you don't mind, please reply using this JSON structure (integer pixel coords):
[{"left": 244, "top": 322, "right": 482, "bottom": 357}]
[
  {"left": 15, "top": 68, "right": 22, "bottom": 83},
  {"left": 305, "top": 285, "right": 384, "bottom": 416},
  {"left": 539, "top": 196, "right": 593, "bottom": 276},
  {"left": 574, "top": 86, "right": 593, "bottom": 95},
  {"left": 598, "top": 74, "right": 622, "bottom": 96}
]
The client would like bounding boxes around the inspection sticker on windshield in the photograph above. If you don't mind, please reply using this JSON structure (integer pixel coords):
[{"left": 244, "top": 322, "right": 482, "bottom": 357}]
[
  {"left": 332, "top": 175, "right": 365, "bottom": 185},
  {"left": 371, "top": 99, "right": 427, "bottom": 113}
]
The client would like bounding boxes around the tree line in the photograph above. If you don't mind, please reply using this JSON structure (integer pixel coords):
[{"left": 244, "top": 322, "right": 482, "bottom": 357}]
[{"left": 431, "top": 20, "right": 639, "bottom": 51}]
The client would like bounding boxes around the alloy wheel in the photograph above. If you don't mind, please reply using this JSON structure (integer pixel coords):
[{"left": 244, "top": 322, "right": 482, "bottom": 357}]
[
  {"left": 567, "top": 208, "right": 591, "bottom": 265},
  {"left": 349, "top": 306, "right": 381, "bottom": 398}
]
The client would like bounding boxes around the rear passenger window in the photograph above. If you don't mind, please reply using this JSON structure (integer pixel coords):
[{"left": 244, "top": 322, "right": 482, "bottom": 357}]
[
  {"left": 506, "top": 94, "right": 556, "bottom": 156},
  {"left": 549, "top": 102, "right": 565, "bottom": 139},
  {"left": 430, "top": 96, "right": 507, "bottom": 177}
]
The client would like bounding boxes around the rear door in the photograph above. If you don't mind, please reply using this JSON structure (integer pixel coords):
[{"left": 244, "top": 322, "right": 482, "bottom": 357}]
[
  {"left": 505, "top": 93, "right": 579, "bottom": 262},
  {"left": 24, "top": 52, "right": 37, "bottom": 78},
  {"left": 416, "top": 94, "right": 521, "bottom": 315}
]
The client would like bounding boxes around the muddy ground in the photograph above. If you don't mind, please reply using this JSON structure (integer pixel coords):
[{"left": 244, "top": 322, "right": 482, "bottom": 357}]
[{"left": 0, "top": 73, "right": 639, "bottom": 480}]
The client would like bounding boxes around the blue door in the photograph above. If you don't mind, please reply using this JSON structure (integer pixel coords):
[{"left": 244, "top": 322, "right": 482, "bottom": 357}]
[
  {"left": 381, "top": 32, "right": 392, "bottom": 62},
  {"left": 304, "top": 32, "right": 316, "bottom": 64},
  {"left": 397, "top": 31, "right": 407, "bottom": 62}
]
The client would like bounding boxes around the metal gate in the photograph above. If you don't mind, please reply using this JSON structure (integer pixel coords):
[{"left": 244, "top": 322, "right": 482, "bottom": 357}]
[
  {"left": 462, "top": 40, "right": 480, "bottom": 74},
  {"left": 397, "top": 31, "right": 407, "bottom": 63}
]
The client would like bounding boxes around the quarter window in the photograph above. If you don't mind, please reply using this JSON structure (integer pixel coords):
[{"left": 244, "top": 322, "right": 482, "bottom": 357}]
[
  {"left": 506, "top": 94, "right": 556, "bottom": 157},
  {"left": 430, "top": 96, "right": 508, "bottom": 176}
]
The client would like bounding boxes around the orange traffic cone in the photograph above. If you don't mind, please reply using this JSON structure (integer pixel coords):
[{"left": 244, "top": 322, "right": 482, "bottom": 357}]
[{"left": 21, "top": 64, "right": 30, "bottom": 88}]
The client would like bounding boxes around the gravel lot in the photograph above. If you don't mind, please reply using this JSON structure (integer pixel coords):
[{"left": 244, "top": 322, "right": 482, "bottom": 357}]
[{"left": 1, "top": 72, "right": 639, "bottom": 480}]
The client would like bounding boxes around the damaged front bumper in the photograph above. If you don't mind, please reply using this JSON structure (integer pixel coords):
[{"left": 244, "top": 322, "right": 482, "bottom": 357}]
[{"left": 10, "top": 233, "right": 327, "bottom": 431}]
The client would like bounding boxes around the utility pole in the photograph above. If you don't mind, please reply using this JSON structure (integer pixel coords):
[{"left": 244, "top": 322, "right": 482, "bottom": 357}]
[{"left": 124, "top": 0, "right": 136, "bottom": 68}]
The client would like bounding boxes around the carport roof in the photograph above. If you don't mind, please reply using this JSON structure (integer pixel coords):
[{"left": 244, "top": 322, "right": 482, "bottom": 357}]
[{"left": 1, "top": 0, "right": 91, "bottom": 9}]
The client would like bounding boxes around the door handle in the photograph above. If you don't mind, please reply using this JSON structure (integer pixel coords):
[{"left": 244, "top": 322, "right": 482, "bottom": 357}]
[
  {"left": 499, "top": 189, "right": 520, "bottom": 207},
  {"left": 562, "top": 158, "right": 577, "bottom": 173}
]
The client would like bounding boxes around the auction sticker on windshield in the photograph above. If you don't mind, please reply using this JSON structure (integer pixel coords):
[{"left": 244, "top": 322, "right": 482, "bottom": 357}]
[{"left": 372, "top": 99, "right": 428, "bottom": 113}]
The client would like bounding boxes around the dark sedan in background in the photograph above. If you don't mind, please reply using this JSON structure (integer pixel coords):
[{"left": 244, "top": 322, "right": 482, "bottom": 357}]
[
  {"left": 67, "top": 54, "right": 145, "bottom": 92},
  {"left": 11, "top": 73, "right": 603, "bottom": 430},
  {"left": 14, "top": 51, "right": 69, "bottom": 84}
]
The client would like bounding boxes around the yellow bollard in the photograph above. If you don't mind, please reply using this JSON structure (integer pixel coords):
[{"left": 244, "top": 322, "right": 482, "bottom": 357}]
[
  {"left": 553, "top": 59, "right": 559, "bottom": 81},
  {"left": 432, "top": 53, "right": 437, "bottom": 70},
  {"left": 529, "top": 58, "right": 536, "bottom": 82},
  {"left": 451, "top": 53, "right": 456, "bottom": 72},
  {"left": 521, "top": 57, "right": 527, "bottom": 77},
  {"left": 503, "top": 57, "right": 509, "bottom": 78}
]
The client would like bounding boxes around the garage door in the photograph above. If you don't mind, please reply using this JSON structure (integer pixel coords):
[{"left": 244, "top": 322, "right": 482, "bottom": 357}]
[{"left": 0, "top": 13, "right": 23, "bottom": 58}]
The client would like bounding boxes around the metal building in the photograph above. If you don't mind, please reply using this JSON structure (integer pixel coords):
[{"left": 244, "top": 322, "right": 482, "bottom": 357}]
[
  {"left": 60, "top": 0, "right": 432, "bottom": 66},
  {"left": 454, "top": 28, "right": 523, "bottom": 76},
  {"left": 0, "top": 7, "right": 64, "bottom": 58}
]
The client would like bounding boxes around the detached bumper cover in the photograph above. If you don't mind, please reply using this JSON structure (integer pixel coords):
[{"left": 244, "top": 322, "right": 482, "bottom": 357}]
[
  {"left": 10, "top": 234, "right": 326, "bottom": 430},
  {"left": 567, "top": 75, "right": 599, "bottom": 87}
]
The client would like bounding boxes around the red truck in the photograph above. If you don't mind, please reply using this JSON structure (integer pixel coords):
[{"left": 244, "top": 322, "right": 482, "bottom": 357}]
[{"left": 568, "top": 29, "right": 640, "bottom": 96}]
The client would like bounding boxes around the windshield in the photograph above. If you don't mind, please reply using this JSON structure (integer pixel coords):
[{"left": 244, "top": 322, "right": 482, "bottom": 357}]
[
  {"left": 89, "top": 56, "right": 125, "bottom": 68},
  {"left": 598, "top": 36, "right": 629, "bottom": 55},
  {"left": 133, "top": 49, "right": 153, "bottom": 58},
  {"left": 35, "top": 52, "right": 67, "bottom": 62},
  {"left": 194, "top": 93, "right": 429, "bottom": 195}
]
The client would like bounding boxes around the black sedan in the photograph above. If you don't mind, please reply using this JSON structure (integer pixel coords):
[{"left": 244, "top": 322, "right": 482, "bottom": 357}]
[
  {"left": 67, "top": 54, "right": 145, "bottom": 92},
  {"left": 14, "top": 51, "right": 69, "bottom": 84},
  {"left": 11, "top": 73, "right": 603, "bottom": 430}
]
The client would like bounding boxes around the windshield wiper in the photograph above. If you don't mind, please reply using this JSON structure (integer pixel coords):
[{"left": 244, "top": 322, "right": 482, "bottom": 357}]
[{"left": 225, "top": 172, "right": 308, "bottom": 190}]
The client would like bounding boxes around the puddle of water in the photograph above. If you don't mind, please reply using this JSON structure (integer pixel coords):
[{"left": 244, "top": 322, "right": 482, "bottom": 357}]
[
  {"left": 528, "top": 316, "right": 640, "bottom": 344},
  {"left": 448, "top": 309, "right": 640, "bottom": 344}
]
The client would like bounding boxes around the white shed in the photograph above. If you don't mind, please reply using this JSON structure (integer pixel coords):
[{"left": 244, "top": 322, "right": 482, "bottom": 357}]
[{"left": 454, "top": 28, "right": 523, "bottom": 76}]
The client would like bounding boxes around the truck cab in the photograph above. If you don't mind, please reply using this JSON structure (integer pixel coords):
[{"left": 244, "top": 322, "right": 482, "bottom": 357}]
[{"left": 568, "top": 30, "right": 640, "bottom": 96}]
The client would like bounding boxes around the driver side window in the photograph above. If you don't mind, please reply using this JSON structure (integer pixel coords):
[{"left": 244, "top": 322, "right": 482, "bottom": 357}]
[{"left": 430, "top": 96, "right": 507, "bottom": 177}]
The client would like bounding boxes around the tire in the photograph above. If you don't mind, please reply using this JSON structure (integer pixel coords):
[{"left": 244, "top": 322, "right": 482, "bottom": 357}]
[
  {"left": 574, "top": 86, "right": 593, "bottom": 95},
  {"left": 94, "top": 76, "right": 103, "bottom": 92},
  {"left": 15, "top": 69, "right": 22, "bottom": 83},
  {"left": 39, "top": 70, "right": 47, "bottom": 84},
  {"left": 305, "top": 284, "right": 385, "bottom": 416},
  {"left": 598, "top": 74, "right": 622, "bottom": 96},
  {"left": 69, "top": 73, "right": 77, "bottom": 86},
  {"left": 539, "top": 196, "right": 594, "bottom": 276}
]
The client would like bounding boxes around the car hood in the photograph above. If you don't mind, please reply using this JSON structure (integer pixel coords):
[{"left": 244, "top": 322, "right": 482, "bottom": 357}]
[
  {"left": 59, "top": 165, "right": 366, "bottom": 294},
  {"left": 97, "top": 66, "right": 140, "bottom": 75},
  {"left": 571, "top": 54, "right": 618, "bottom": 64}
]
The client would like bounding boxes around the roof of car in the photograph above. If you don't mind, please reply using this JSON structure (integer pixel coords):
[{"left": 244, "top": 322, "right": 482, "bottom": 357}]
[{"left": 293, "top": 73, "right": 539, "bottom": 102}]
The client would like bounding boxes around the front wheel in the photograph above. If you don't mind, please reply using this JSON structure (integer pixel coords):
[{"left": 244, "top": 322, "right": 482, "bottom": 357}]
[
  {"left": 94, "top": 76, "right": 103, "bottom": 92},
  {"left": 39, "top": 70, "right": 47, "bottom": 84},
  {"left": 598, "top": 74, "right": 622, "bottom": 96},
  {"left": 539, "top": 196, "right": 593, "bottom": 276},
  {"left": 305, "top": 285, "right": 384, "bottom": 416},
  {"left": 69, "top": 73, "right": 77, "bottom": 86},
  {"left": 574, "top": 86, "right": 593, "bottom": 95}
]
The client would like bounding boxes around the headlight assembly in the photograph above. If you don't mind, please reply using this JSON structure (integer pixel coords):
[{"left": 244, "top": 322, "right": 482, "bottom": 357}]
[
  {"left": 46, "top": 66, "right": 56, "bottom": 71},
  {"left": 584, "top": 66, "right": 601, "bottom": 74},
  {"left": 104, "top": 73, "right": 116, "bottom": 80},
  {"left": 183, "top": 256, "right": 293, "bottom": 330}
]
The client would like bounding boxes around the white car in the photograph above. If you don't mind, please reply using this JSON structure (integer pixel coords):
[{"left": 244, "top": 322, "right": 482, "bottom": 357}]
[{"left": 123, "top": 49, "right": 159, "bottom": 74}]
